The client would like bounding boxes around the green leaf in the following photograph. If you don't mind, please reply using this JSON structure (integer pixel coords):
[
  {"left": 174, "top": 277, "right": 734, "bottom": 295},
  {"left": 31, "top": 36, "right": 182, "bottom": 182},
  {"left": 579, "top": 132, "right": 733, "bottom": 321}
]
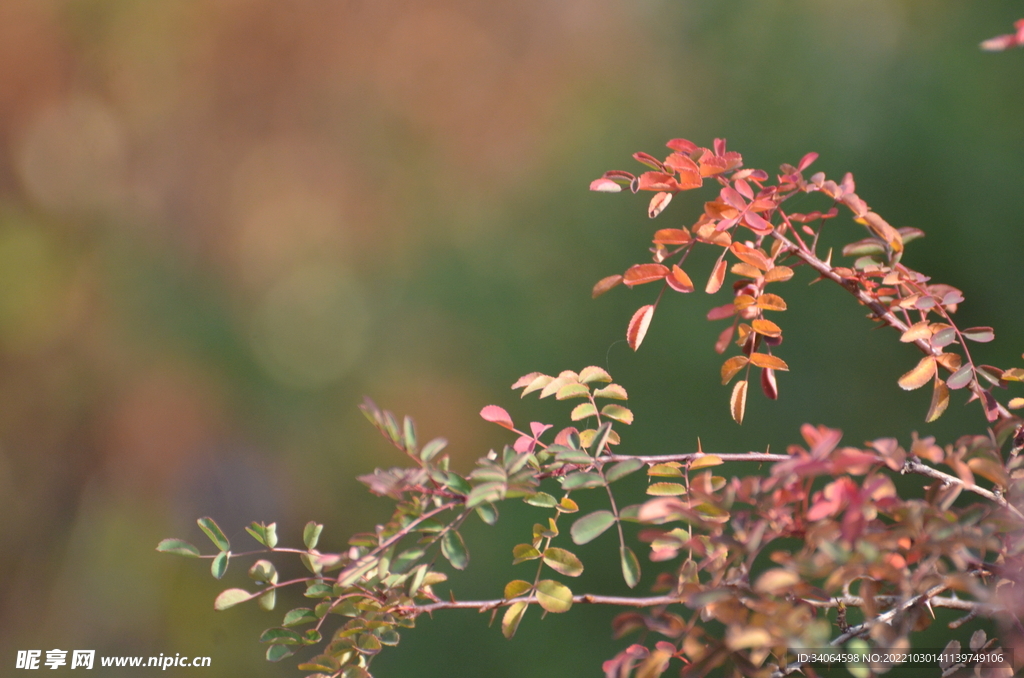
[
  {"left": 689, "top": 454, "right": 723, "bottom": 470},
  {"left": 535, "top": 579, "right": 573, "bottom": 613},
  {"left": 420, "top": 437, "right": 448, "bottom": 462},
  {"left": 525, "top": 492, "right": 558, "bottom": 508},
  {"left": 265, "top": 644, "right": 295, "bottom": 662},
  {"left": 375, "top": 626, "right": 400, "bottom": 646},
  {"left": 357, "top": 633, "right": 382, "bottom": 654},
  {"left": 647, "top": 482, "right": 687, "bottom": 496},
  {"left": 441, "top": 530, "right": 469, "bottom": 570},
  {"left": 512, "top": 543, "right": 542, "bottom": 564},
  {"left": 211, "top": 550, "right": 230, "bottom": 579},
  {"left": 553, "top": 446, "right": 593, "bottom": 464},
  {"left": 248, "top": 559, "right": 278, "bottom": 585},
  {"left": 444, "top": 472, "right": 471, "bottom": 495},
  {"left": 303, "top": 522, "right": 323, "bottom": 550},
  {"left": 570, "top": 510, "right": 616, "bottom": 545},
  {"left": 258, "top": 589, "right": 276, "bottom": 611},
  {"left": 264, "top": 523, "right": 278, "bottom": 549},
  {"left": 298, "top": 655, "right": 341, "bottom": 673},
  {"left": 570, "top": 402, "right": 598, "bottom": 421},
  {"left": 589, "top": 421, "right": 613, "bottom": 455},
  {"left": 620, "top": 546, "right": 641, "bottom": 589},
  {"left": 475, "top": 503, "right": 499, "bottom": 526},
  {"left": 402, "top": 415, "right": 417, "bottom": 453},
  {"left": 962, "top": 327, "right": 995, "bottom": 343},
  {"left": 391, "top": 547, "right": 425, "bottom": 574},
  {"left": 261, "top": 627, "right": 304, "bottom": 645},
  {"left": 593, "top": 383, "right": 628, "bottom": 400},
  {"left": 504, "top": 579, "right": 533, "bottom": 599},
  {"left": 648, "top": 462, "right": 683, "bottom": 477},
  {"left": 466, "top": 480, "right": 505, "bottom": 509},
  {"left": 600, "top": 404, "right": 634, "bottom": 425},
  {"left": 156, "top": 538, "right": 200, "bottom": 557},
  {"left": 406, "top": 564, "right": 428, "bottom": 597},
  {"left": 556, "top": 382, "right": 591, "bottom": 400},
  {"left": 561, "top": 471, "right": 605, "bottom": 490},
  {"left": 502, "top": 601, "right": 528, "bottom": 638},
  {"left": 542, "top": 547, "right": 584, "bottom": 577},
  {"left": 579, "top": 366, "right": 613, "bottom": 384},
  {"left": 282, "top": 607, "right": 318, "bottom": 627},
  {"left": 606, "top": 459, "right": 644, "bottom": 483},
  {"left": 214, "top": 588, "right": 254, "bottom": 610},
  {"left": 197, "top": 517, "right": 230, "bottom": 551},
  {"left": 304, "top": 582, "right": 334, "bottom": 598},
  {"left": 341, "top": 666, "right": 372, "bottom": 678}
]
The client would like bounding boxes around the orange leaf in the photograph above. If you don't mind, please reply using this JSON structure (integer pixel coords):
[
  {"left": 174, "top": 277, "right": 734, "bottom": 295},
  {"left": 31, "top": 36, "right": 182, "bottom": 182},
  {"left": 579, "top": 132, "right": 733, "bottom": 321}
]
[
  {"left": 899, "top": 321, "right": 931, "bottom": 343},
  {"left": 648, "top": 191, "right": 672, "bottom": 218},
  {"left": 749, "top": 353, "right": 789, "bottom": 371},
  {"left": 730, "top": 380, "right": 748, "bottom": 425},
  {"left": 592, "top": 274, "right": 623, "bottom": 299},
  {"left": 705, "top": 259, "right": 726, "bottom": 294},
  {"left": 720, "top": 356, "right": 749, "bottom": 384},
  {"left": 623, "top": 264, "right": 669, "bottom": 287},
  {"left": 897, "top": 356, "right": 936, "bottom": 391},
  {"left": 730, "top": 242, "right": 769, "bottom": 271},
  {"left": 666, "top": 265, "right": 694, "bottom": 293},
  {"left": 926, "top": 378, "right": 949, "bottom": 423},
  {"left": 653, "top": 228, "right": 691, "bottom": 245},
  {"left": 751, "top": 319, "right": 782, "bottom": 338},
  {"left": 627, "top": 305, "right": 655, "bottom": 351},
  {"left": 764, "top": 266, "right": 794, "bottom": 283},
  {"left": 730, "top": 262, "right": 762, "bottom": 279},
  {"left": 756, "top": 293, "right": 787, "bottom": 311}
]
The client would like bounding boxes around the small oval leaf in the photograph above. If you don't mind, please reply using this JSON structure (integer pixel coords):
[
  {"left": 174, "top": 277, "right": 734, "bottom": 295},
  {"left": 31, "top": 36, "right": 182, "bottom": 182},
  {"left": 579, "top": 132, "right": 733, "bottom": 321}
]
[
  {"left": 570, "top": 510, "right": 616, "bottom": 545},
  {"left": 730, "top": 379, "right": 748, "bottom": 425},
  {"left": 214, "top": 588, "right": 254, "bottom": 611},
  {"left": 536, "top": 580, "right": 573, "bottom": 613},
  {"left": 627, "top": 305, "right": 655, "bottom": 351},
  {"left": 897, "top": 356, "right": 936, "bottom": 391},
  {"left": 620, "top": 546, "right": 641, "bottom": 589}
]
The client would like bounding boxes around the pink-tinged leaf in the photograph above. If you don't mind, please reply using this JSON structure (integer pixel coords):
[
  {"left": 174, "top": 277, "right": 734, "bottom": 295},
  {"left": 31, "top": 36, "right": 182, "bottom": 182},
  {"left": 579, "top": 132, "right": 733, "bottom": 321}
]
[
  {"left": 926, "top": 378, "right": 950, "bottom": 423},
  {"left": 720, "top": 186, "right": 746, "bottom": 210},
  {"left": 627, "top": 305, "right": 655, "bottom": 351},
  {"left": 730, "top": 242, "right": 769, "bottom": 271},
  {"left": 946, "top": 365, "right": 974, "bottom": 390},
  {"left": 962, "top": 327, "right": 995, "bottom": 343},
  {"left": 633, "top": 152, "right": 665, "bottom": 171},
  {"left": 742, "top": 211, "right": 773, "bottom": 234},
  {"left": 714, "top": 324, "right": 735, "bottom": 354},
  {"left": 898, "top": 356, "right": 936, "bottom": 391},
  {"left": 592, "top": 274, "right": 623, "bottom": 299},
  {"left": 512, "top": 372, "right": 545, "bottom": 390},
  {"left": 976, "top": 364, "right": 1004, "bottom": 386},
  {"left": 930, "top": 327, "right": 957, "bottom": 348},
  {"left": 733, "top": 178, "right": 754, "bottom": 200},
  {"left": 480, "top": 405, "right": 515, "bottom": 429},
  {"left": 648, "top": 191, "right": 672, "bottom": 218},
  {"left": 666, "top": 138, "right": 698, "bottom": 154},
  {"left": 730, "top": 379, "right": 748, "bottom": 425},
  {"left": 623, "top": 263, "right": 669, "bottom": 287},
  {"left": 797, "top": 152, "right": 818, "bottom": 171},
  {"left": 666, "top": 265, "right": 694, "bottom": 293},
  {"left": 652, "top": 228, "right": 691, "bottom": 245},
  {"left": 705, "top": 258, "right": 727, "bottom": 294},
  {"left": 981, "top": 390, "right": 1000, "bottom": 422},
  {"left": 579, "top": 366, "right": 613, "bottom": 384},
  {"left": 637, "top": 172, "right": 677, "bottom": 192},
  {"left": 589, "top": 178, "right": 622, "bottom": 193},
  {"left": 760, "top": 368, "right": 778, "bottom": 400},
  {"left": 720, "top": 356, "right": 748, "bottom": 384},
  {"left": 707, "top": 303, "right": 736, "bottom": 321}
]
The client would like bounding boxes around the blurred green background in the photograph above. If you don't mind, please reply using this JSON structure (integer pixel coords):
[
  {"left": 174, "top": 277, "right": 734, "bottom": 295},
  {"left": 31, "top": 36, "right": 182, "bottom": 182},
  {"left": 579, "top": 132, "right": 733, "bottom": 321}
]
[{"left": 1, "top": 1, "right": 1023, "bottom": 675}]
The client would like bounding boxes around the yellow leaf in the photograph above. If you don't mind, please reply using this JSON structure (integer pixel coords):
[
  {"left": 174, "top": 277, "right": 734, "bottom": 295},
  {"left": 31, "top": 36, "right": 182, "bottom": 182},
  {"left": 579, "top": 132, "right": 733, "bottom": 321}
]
[{"left": 897, "top": 356, "right": 936, "bottom": 391}]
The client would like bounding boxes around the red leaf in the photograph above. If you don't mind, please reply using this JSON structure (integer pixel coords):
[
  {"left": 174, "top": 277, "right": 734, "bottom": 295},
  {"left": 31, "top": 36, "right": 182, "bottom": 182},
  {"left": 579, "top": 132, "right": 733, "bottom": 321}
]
[
  {"left": 705, "top": 258, "right": 727, "bottom": 294},
  {"left": 666, "top": 265, "right": 694, "bottom": 293},
  {"left": 666, "top": 138, "right": 698, "bottom": 154},
  {"left": 760, "top": 368, "right": 778, "bottom": 400},
  {"left": 707, "top": 303, "right": 736, "bottom": 321},
  {"left": 623, "top": 264, "right": 669, "bottom": 287},
  {"left": 714, "top": 324, "right": 735, "bottom": 354},
  {"left": 627, "top": 305, "right": 655, "bottom": 351},
  {"left": 797, "top": 152, "right": 818, "bottom": 171},
  {"left": 592, "top": 274, "right": 623, "bottom": 298},
  {"left": 480, "top": 405, "right": 515, "bottom": 430}
]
